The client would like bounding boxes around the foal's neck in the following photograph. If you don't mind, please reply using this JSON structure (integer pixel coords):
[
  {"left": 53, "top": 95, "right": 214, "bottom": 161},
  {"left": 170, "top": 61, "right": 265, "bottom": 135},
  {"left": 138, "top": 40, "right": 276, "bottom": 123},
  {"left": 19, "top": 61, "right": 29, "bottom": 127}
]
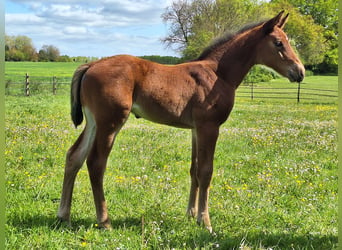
[{"left": 209, "top": 30, "right": 261, "bottom": 88}]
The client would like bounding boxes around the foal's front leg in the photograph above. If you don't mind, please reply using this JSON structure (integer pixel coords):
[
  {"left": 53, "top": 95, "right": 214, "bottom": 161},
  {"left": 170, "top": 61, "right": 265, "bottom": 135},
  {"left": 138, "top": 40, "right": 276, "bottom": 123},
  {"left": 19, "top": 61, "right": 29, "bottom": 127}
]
[
  {"left": 191, "top": 124, "right": 219, "bottom": 233},
  {"left": 187, "top": 129, "right": 199, "bottom": 217}
]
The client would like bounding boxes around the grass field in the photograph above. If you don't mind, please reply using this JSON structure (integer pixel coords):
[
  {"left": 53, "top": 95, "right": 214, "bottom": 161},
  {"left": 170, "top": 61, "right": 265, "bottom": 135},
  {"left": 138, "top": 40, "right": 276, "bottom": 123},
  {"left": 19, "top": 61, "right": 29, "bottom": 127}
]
[
  {"left": 5, "top": 92, "right": 337, "bottom": 249},
  {"left": 5, "top": 62, "right": 338, "bottom": 248},
  {"left": 5, "top": 61, "right": 83, "bottom": 77}
]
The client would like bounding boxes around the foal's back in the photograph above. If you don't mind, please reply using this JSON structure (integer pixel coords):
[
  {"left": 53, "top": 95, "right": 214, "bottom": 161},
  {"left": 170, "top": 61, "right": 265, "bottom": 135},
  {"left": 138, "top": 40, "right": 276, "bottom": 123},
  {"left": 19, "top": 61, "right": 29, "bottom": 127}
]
[{"left": 81, "top": 55, "right": 233, "bottom": 128}]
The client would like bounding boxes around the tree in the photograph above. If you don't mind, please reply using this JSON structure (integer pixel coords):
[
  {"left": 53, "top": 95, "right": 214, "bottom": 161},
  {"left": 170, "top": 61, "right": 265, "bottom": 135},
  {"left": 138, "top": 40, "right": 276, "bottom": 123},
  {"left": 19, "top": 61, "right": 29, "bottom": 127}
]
[
  {"left": 57, "top": 55, "right": 72, "bottom": 62},
  {"left": 162, "top": 0, "right": 270, "bottom": 59},
  {"left": 277, "top": 0, "right": 338, "bottom": 32},
  {"left": 161, "top": 0, "right": 195, "bottom": 52},
  {"left": 5, "top": 35, "right": 37, "bottom": 61},
  {"left": 140, "top": 55, "right": 183, "bottom": 64},
  {"left": 38, "top": 45, "right": 60, "bottom": 62},
  {"left": 184, "top": 0, "right": 269, "bottom": 59}
]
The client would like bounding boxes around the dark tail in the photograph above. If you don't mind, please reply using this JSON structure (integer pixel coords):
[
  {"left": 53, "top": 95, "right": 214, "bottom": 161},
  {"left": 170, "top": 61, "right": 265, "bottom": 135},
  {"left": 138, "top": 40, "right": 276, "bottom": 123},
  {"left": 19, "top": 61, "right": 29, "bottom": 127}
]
[{"left": 71, "top": 64, "right": 91, "bottom": 127}]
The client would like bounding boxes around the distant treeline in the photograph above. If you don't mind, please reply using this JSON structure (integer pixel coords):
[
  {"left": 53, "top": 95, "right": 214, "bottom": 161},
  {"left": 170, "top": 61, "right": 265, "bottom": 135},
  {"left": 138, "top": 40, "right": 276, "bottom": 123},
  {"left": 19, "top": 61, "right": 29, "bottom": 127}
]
[
  {"left": 139, "top": 55, "right": 183, "bottom": 64},
  {"left": 5, "top": 34, "right": 183, "bottom": 64}
]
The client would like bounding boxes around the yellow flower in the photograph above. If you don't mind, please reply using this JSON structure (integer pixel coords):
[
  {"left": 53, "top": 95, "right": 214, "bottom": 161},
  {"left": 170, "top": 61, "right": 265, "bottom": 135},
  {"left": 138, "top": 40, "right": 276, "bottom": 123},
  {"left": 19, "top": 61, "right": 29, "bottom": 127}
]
[{"left": 115, "top": 176, "right": 125, "bottom": 183}]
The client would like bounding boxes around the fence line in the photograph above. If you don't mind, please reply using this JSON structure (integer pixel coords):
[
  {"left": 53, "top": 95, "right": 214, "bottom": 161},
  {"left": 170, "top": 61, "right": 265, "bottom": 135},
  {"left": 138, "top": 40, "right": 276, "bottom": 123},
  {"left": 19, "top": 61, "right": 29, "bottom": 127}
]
[
  {"left": 5, "top": 74, "right": 72, "bottom": 96},
  {"left": 5, "top": 74, "right": 338, "bottom": 103},
  {"left": 236, "top": 82, "right": 338, "bottom": 103}
]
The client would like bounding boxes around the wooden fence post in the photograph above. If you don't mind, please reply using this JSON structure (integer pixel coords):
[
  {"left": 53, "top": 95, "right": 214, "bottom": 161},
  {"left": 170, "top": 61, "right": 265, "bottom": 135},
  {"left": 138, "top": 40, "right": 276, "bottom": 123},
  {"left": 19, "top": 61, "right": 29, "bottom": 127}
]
[
  {"left": 25, "top": 73, "right": 30, "bottom": 96},
  {"left": 251, "top": 82, "right": 254, "bottom": 100},
  {"left": 297, "top": 81, "right": 301, "bottom": 103},
  {"left": 52, "top": 76, "right": 57, "bottom": 95}
]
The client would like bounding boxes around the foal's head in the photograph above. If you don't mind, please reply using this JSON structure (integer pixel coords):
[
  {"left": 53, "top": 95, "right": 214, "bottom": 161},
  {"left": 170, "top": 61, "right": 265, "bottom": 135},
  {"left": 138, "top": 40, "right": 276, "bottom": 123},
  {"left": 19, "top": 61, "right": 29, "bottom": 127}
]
[{"left": 255, "top": 11, "right": 305, "bottom": 82}]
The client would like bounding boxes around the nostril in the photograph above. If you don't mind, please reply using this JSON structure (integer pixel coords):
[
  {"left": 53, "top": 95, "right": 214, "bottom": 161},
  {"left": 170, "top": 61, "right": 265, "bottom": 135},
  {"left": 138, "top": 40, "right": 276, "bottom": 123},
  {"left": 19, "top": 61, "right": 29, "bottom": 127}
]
[
  {"left": 297, "top": 65, "right": 305, "bottom": 82},
  {"left": 297, "top": 72, "right": 304, "bottom": 82}
]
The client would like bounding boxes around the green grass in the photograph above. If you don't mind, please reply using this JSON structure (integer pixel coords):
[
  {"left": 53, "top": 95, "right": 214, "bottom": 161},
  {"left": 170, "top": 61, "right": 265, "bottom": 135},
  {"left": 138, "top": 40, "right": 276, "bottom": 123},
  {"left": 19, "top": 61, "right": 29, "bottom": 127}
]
[
  {"left": 5, "top": 92, "right": 337, "bottom": 249},
  {"left": 5, "top": 61, "right": 83, "bottom": 77}
]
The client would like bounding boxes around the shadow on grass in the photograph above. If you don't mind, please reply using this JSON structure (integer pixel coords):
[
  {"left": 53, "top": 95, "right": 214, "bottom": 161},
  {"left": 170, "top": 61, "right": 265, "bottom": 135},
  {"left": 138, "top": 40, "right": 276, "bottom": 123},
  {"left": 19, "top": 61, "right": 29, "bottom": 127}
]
[
  {"left": 7, "top": 212, "right": 142, "bottom": 232},
  {"left": 7, "top": 213, "right": 337, "bottom": 249},
  {"left": 186, "top": 230, "right": 338, "bottom": 249}
]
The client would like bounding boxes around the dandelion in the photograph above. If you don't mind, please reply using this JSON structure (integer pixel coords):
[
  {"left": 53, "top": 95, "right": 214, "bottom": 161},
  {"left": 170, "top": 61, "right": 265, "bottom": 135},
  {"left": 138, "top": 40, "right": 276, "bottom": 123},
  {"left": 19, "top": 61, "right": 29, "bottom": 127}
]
[
  {"left": 224, "top": 184, "right": 233, "bottom": 191},
  {"left": 115, "top": 176, "right": 125, "bottom": 183},
  {"left": 131, "top": 176, "right": 141, "bottom": 183},
  {"left": 296, "top": 180, "right": 305, "bottom": 185}
]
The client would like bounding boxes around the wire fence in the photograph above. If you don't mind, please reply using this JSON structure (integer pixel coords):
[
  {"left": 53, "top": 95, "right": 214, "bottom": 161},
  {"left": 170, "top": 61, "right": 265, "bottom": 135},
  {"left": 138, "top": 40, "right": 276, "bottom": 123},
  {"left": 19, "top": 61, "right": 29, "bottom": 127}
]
[
  {"left": 237, "top": 82, "right": 337, "bottom": 103},
  {"left": 5, "top": 74, "right": 72, "bottom": 96},
  {"left": 5, "top": 74, "right": 338, "bottom": 104}
]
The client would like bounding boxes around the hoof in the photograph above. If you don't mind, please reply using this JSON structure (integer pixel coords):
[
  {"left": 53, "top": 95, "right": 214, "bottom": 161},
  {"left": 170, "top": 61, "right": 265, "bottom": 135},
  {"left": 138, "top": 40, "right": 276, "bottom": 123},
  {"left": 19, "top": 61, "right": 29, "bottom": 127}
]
[
  {"left": 206, "top": 226, "right": 213, "bottom": 234},
  {"left": 196, "top": 219, "right": 213, "bottom": 234},
  {"left": 96, "top": 220, "right": 112, "bottom": 230}
]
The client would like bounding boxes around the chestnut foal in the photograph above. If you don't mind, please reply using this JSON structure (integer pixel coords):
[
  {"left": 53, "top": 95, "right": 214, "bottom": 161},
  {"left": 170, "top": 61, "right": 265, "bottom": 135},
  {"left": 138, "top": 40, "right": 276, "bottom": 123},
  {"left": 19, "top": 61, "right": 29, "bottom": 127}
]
[{"left": 58, "top": 11, "right": 304, "bottom": 232}]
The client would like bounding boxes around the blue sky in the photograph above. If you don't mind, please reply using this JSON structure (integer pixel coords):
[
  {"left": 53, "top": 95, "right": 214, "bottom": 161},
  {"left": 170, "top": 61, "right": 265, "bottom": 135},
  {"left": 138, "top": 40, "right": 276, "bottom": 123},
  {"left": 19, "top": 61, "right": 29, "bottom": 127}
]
[{"left": 5, "top": 0, "right": 178, "bottom": 57}]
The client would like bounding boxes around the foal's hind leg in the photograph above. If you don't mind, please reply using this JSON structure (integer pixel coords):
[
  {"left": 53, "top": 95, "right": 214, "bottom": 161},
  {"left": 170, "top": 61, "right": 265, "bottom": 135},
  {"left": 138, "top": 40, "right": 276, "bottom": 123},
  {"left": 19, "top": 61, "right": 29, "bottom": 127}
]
[
  {"left": 58, "top": 108, "right": 96, "bottom": 223},
  {"left": 86, "top": 113, "right": 128, "bottom": 229}
]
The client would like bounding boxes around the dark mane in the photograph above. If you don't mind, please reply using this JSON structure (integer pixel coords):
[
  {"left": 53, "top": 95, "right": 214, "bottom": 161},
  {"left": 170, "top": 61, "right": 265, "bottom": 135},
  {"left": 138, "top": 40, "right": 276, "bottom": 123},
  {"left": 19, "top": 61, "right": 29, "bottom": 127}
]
[{"left": 197, "top": 21, "right": 265, "bottom": 60}]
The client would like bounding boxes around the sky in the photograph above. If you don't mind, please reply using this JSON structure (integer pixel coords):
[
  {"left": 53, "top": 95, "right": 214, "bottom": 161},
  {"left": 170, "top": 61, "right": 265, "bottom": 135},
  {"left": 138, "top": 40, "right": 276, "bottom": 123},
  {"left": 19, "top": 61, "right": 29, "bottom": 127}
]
[{"left": 5, "top": 0, "right": 178, "bottom": 57}]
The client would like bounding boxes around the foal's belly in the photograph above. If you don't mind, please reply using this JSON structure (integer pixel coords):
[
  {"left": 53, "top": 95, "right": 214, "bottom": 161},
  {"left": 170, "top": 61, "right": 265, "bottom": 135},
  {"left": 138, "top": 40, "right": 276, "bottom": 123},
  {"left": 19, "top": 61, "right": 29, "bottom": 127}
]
[{"left": 131, "top": 102, "right": 193, "bottom": 129}]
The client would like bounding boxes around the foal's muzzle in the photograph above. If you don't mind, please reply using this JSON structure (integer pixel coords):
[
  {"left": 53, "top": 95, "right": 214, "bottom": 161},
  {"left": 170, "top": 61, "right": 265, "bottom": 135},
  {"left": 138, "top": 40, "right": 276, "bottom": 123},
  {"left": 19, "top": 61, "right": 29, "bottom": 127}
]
[{"left": 288, "top": 63, "right": 305, "bottom": 83}]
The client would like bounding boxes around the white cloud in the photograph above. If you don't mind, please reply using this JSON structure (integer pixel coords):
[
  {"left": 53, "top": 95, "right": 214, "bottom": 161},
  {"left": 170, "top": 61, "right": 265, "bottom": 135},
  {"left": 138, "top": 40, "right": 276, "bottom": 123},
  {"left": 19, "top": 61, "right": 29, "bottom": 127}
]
[
  {"left": 6, "top": 13, "right": 43, "bottom": 25},
  {"left": 63, "top": 26, "right": 88, "bottom": 35},
  {"left": 5, "top": 0, "right": 176, "bottom": 57}
]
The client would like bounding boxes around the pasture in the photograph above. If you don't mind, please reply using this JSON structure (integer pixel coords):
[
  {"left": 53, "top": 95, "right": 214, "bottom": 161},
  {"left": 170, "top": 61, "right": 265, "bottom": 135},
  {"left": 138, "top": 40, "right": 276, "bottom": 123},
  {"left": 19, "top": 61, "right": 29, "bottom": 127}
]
[
  {"left": 5, "top": 62, "right": 338, "bottom": 249},
  {"left": 5, "top": 61, "right": 83, "bottom": 77}
]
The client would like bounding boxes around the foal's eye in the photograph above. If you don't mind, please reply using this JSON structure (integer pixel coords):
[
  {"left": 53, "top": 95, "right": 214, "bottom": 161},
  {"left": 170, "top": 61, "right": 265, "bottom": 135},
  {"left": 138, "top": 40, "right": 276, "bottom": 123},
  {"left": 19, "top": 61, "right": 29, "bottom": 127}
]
[{"left": 274, "top": 41, "right": 283, "bottom": 48}]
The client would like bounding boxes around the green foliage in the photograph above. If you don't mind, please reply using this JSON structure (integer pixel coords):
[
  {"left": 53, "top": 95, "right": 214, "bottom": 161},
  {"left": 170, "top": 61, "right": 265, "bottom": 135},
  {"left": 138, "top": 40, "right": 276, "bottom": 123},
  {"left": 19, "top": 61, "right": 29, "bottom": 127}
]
[
  {"left": 181, "top": 0, "right": 269, "bottom": 60},
  {"left": 315, "top": 47, "right": 338, "bottom": 74},
  {"left": 282, "top": 0, "right": 338, "bottom": 32},
  {"left": 140, "top": 55, "right": 183, "bottom": 64},
  {"left": 183, "top": 31, "right": 214, "bottom": 60},
  {"left": 38, "top": 45, "right": 60, "bottom": 62},
  {"left": 57, "top": 55, "right": 73, "bottom": 62},
  {"left": 5, "top": 92, "right": 337, "bottom": 249},
  {"left": 243, "top": 65, "right": 279, "bottom": 83},
  {"left": 4, "top": 35, "right": 100, "bottom": 63},
  {"left": 5, "top": 35, "right": 65, "bottom": 62},
  {"left": 5, "top": 35, "right": 37, "bottom": 61}
]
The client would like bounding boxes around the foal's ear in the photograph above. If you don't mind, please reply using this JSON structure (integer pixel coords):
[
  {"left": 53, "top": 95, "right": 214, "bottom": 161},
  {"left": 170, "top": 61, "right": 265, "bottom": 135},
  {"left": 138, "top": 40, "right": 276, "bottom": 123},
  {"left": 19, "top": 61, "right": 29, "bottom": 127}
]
[
  {"left": 277, "top": 13, "right": 289, "bottom": 29},
  {"left": 262, "top": 10, "right": 285, "bottom": 34}
]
